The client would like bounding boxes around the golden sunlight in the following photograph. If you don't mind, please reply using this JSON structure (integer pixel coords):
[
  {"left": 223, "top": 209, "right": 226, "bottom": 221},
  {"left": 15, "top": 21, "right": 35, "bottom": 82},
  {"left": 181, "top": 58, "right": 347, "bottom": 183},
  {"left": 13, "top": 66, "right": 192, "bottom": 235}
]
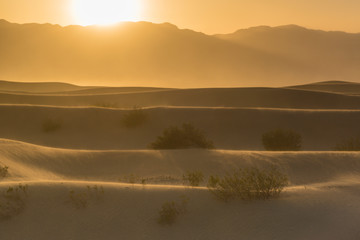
[{"left": 71, "top": 0, "right": 142, "bottom": 26}]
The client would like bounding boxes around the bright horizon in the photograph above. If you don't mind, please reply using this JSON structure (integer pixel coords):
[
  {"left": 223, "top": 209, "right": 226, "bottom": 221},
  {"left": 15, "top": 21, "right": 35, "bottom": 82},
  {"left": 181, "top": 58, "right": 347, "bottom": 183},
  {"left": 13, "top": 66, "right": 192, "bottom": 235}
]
[{"left": 1, "top": 0, "right": 360, "bottom": 34}]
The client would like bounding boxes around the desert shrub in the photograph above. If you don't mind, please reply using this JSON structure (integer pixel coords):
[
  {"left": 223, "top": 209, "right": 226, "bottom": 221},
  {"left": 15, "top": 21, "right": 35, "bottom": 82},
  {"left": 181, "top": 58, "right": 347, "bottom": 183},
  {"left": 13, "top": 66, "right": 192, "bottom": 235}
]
[
  {"left": 333, "top": 137, "right": 360, "bottom": 151},
  {"left": 182, "top": 171, "right": 204, "bottom": 187},
  {"left": 42, "top": 118, "right": 62, "bottom": 133},
  {"left": 142, "top": 175, "right": 182, "bottom": 185},
  {"left": 262, "top": 129, "right": 302, "bottom": 151},
  {"left": 68, "top": 185, "right": 104, "bottom": 209},
  {"left": 207, "top": 166, "right": 288, "bottom": 201},
  {"left": 120, "top": 174, "right": 142, "bottom": 184},
  {"left": 158, "top": 196, "right": 188, "bottom": 225},
  {"left": 0, "top": 184, "right": 29, "bottom": 220},
  {"left": 121, "top": 107, "right": 148, "bottom": 128},
  {"left": 94, "top": 102, "right": 119, "bottom": 108},
  {"left": 0, "top": 166, "right": 9, "bottom": 179},
  {"left": 150, "top": 123, "right": 215, "bottom": 149}
]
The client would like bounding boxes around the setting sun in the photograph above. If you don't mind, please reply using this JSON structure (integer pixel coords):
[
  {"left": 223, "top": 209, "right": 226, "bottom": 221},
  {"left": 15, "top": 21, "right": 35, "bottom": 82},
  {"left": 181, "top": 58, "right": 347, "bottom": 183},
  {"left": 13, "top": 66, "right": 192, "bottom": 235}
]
[{"left": 71, "top": 0, "right": 142, "bottom": 26}]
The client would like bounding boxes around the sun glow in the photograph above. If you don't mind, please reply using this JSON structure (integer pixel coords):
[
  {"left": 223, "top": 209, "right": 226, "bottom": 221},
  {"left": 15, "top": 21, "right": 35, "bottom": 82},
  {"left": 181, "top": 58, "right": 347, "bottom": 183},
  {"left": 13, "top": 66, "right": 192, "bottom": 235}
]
[{"left": 72, "top": 0, "right": 142, "bottom": 26}]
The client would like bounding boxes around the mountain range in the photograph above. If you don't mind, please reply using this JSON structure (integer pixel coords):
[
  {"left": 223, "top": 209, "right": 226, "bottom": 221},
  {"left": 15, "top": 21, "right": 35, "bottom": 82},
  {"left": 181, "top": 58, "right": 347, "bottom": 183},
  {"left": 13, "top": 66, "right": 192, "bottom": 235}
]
[{"left": 1, "top": 19, "right": 360, "bottom": 87}]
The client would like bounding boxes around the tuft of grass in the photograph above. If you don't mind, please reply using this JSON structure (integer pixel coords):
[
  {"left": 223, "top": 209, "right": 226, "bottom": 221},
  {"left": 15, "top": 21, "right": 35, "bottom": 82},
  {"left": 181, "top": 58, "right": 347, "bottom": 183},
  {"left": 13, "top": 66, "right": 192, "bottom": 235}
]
[
  {"left": 333, "top": 137, "right": 360, "bottom": 151},
  {"left": 158, "top": 195, "right": 189, "bottom": 225},
  {"left": 0, "top": 184, "right": 29, "bottom": 220},
  {"left": 182, "top": 170, "right": 204, "bottom": 187},
  {"left": 42, "top": 118, "right": 62, "bottom": 133},
  {"left": 0, "top": 166, "right": 9, "bottom": 179},
  {"left": 121, "top": 107, "right": 148, "bottom": 129},
  {"left": 262, "top": 129, "right": 302, "bottom": 151},
  {"left": 150, "top": 123, "right": 215, "bottom": 149},
  {"left": 207, "top": 166, "right": 289, "bottom": 201}
]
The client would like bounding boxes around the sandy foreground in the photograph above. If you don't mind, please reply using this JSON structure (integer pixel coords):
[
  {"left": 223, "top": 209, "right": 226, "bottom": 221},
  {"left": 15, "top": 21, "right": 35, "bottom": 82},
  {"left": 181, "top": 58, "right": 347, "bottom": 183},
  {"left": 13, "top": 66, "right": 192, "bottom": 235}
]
[
  {"left": 1, "top": 139, "right": 360, "bottom": 240},
  {"left": 1, "top": 82, "right": 360, "bottom": 239}
]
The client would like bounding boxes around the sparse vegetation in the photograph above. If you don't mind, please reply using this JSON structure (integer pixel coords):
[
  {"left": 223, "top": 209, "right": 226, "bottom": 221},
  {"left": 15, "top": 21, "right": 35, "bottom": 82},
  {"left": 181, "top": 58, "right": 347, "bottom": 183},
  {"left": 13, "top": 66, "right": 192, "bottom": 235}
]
[
  {"left": 42, "top": 118, "right": 63, "bottom": 133},
  {"left": 207, "top": 166, "right": 289, "bottom": 201},
  {"left": 119, "top": 174, "right": 182, "bottom": 185},
  {"left": 150, "top": 123, "right": 215, "bottom": 149},
  {"left": 158, "top": 195, "right": 189, "bottom": 225},
  {"left": 333, "top": 137, "right": 360, "bottom": 151},
  {"left": 0, "top": 184, "right": 29, "bottom": 220},
  {"left": 121, "top": 107, "right": 148, "bottom": 129},
  {"left": 94, "top": 102, "right": 119, "bottom": 108},
  {"left": 68, "top": 185, "right": 104, "bottom": 209},
  {"left": 262, "top": 129, "right": 302, "bottom": 151},
  {"left": 182, "top": 170, "right": 204, "bottom": 187},
  {"left": 0, "top": 165, "right": 9, "bottom": 179}
]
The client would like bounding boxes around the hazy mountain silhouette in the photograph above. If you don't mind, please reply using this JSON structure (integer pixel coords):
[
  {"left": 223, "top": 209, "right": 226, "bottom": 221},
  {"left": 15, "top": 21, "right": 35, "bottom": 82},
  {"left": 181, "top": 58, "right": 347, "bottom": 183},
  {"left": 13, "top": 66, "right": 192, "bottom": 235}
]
[{"left": 1, "top": 19, "right": 360, "bottom": 87}]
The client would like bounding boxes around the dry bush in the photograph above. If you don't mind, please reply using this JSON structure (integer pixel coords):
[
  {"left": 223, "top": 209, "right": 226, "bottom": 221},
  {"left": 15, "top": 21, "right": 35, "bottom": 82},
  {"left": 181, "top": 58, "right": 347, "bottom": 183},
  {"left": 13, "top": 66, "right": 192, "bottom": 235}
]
[
  {"left": 333, "top": 137, "right": 360, "bottom": 151},
  {"left": 150, "top": 123, "right": 214, "bottom": 149},
  {"left": 0, "top": 166, "right": 9, "bottom": 179},
  {"left": 0, "top": 184, "right": 29, "bottom": 220},
  {"left": 182, "top": 171, "right": 204, "bottom": 187},
  {"left": 94, "top": 102, "right": 119, "bottom": 108},
  {"left": 158, "top": 196, "right": 188, "bottom": 225},
  {"left": 262, "top": 129, "right": 302, "bottom": 151},
  {"left": 121, "top": 107, "right": 148, "bottom": 129},
  {"left": 42, "top": 118, "right": 62, "bottom": 133},
  {"left": 207, "top": 166, "right": 288, "bottom": 201},
  {"left": 68, "top": 185, "right": 104, "bottom": 209}
]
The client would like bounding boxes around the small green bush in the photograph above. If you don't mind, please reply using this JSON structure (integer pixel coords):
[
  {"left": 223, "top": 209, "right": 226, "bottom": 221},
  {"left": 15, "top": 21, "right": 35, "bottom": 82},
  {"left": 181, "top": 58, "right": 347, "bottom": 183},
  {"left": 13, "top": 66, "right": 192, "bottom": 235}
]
[
  {"left": 262, "top": 129, "right": 302, "bottom": 151},
  {"left": 158, "top": 196, "right": 188, "bottom": 225},
  {"left": 0, "top": 184, "right": 29, "bottom": 220},
  {"left": 183, "top": 171, "right": 204, "bottom": 187},
  {"left": 42, "top": 118, "right": 62, "bottom": 133},
  {"left": 0, "top": 166, "right": 9, "bottom": 179},
  {"left": 207, "top": 166, "right": 289, "bottom": 201},
  {"left": 121, "top": 107, "right": 148, "bottom": 129},
  {"left": 333, "top": 137, "right": 360, "bottom": 151},
  {"left": 150, "top": 123, "right": 214, "bottom": 149}
]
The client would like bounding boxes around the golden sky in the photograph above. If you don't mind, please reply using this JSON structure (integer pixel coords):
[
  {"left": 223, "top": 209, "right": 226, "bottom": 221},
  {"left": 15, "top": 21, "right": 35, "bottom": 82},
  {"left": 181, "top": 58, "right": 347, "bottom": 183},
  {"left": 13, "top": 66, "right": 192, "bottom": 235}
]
[{"left": 0, "top": 0, "right": 359, "bottom": 34}]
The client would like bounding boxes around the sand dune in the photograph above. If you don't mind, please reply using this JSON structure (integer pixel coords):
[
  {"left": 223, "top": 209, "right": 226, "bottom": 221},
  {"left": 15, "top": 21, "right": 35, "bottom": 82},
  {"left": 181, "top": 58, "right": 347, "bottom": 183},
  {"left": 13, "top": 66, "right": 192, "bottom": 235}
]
[
  {"left": 2, "top": 87, "right": 360, "bottom": 109},
  {"left": 1, "top": 139, "right": 360, "bottom": 239},
  {"left": 287, "top": 80, "right": 360, "bottom": 95},
  {"left": 2, "top": 138, "right": 360, "bottom": 185},
  {"left": 0, "top": 80, "right": 91, "bottom": 93},
  {"left": 1, "top": 81, "right": 360, "bottom": 239},
  {"left": 0, "top": 104, "right": 359, "bottom": 150}
]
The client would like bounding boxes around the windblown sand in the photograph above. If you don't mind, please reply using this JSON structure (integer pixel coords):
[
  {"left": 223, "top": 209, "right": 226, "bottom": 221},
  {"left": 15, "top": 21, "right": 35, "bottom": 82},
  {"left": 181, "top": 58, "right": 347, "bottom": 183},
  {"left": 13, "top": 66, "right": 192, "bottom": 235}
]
[{"left": 1, "top": 82, "right": 360, "bottom": 239}]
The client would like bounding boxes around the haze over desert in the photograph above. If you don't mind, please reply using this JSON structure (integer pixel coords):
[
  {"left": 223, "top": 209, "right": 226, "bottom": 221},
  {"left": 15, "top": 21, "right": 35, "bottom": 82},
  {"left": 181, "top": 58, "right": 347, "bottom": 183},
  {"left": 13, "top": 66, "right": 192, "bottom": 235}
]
[{"left": 1, "top": 1, "right": 360, "bottom": 239}]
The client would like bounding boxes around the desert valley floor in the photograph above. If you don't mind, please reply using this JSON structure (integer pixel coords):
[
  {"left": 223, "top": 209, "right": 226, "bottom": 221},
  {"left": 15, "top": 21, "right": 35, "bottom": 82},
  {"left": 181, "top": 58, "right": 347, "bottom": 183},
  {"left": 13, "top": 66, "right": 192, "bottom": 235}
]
[{"left": 1, "top": 80, "right": 360, "bottom": 239}]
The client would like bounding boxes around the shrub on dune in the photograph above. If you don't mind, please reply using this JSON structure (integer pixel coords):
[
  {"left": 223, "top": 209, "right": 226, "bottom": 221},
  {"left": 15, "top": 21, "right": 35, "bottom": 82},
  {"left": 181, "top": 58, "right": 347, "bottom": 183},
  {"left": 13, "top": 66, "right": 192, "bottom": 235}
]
[
  {"left": 158, "top": 196, "right": 188, "bottom": 225},
  {"left": 68, "top": 185, "right": 104, "bottom": 209},
  {"left": 333, "top": 137, "right": 360, "bottom": 151},
  {"left": 262, "top": 129, "right": 302, "bottom": 151},
  {"left": 150, "top": 123, "right": 214, "bottom": 149},
  {"left": 0, "top": 166, "right": 9, "bottom": 179},
  {"left": 207, "top": 166, "right": 289, "bottom": 201},
  {"left": 0, "top": 184, "right": 29, "bottom": 220},
  {"left": 182, "top": 170, "right": 204, "bottom": 187},
  {"left": 121, "top": 107, "right": 148, "bottom": 129}
]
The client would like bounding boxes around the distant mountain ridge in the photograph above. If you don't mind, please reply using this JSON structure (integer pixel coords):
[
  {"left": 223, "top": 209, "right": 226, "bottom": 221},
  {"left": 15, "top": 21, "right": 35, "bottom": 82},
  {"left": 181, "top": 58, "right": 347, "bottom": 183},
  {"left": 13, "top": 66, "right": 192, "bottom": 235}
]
[{"left": 1, "top": 19, "right": 360, "bottom": 87}]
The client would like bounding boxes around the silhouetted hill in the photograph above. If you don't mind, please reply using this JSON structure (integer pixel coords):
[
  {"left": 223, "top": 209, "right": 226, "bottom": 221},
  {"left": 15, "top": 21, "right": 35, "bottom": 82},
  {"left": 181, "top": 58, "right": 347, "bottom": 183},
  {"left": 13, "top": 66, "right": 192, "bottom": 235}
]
[
  {"left": 0, "top": 80, "right": 90, "bottom": 93},
  {"left": 1, "top": 19, "right": 360, "bottom": 87},
  {"left": 1, "top": 84, "right": 360, "bottom": 109},
  {"left": 286, "top": 81, "right": 360, "bottom": 95}
]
